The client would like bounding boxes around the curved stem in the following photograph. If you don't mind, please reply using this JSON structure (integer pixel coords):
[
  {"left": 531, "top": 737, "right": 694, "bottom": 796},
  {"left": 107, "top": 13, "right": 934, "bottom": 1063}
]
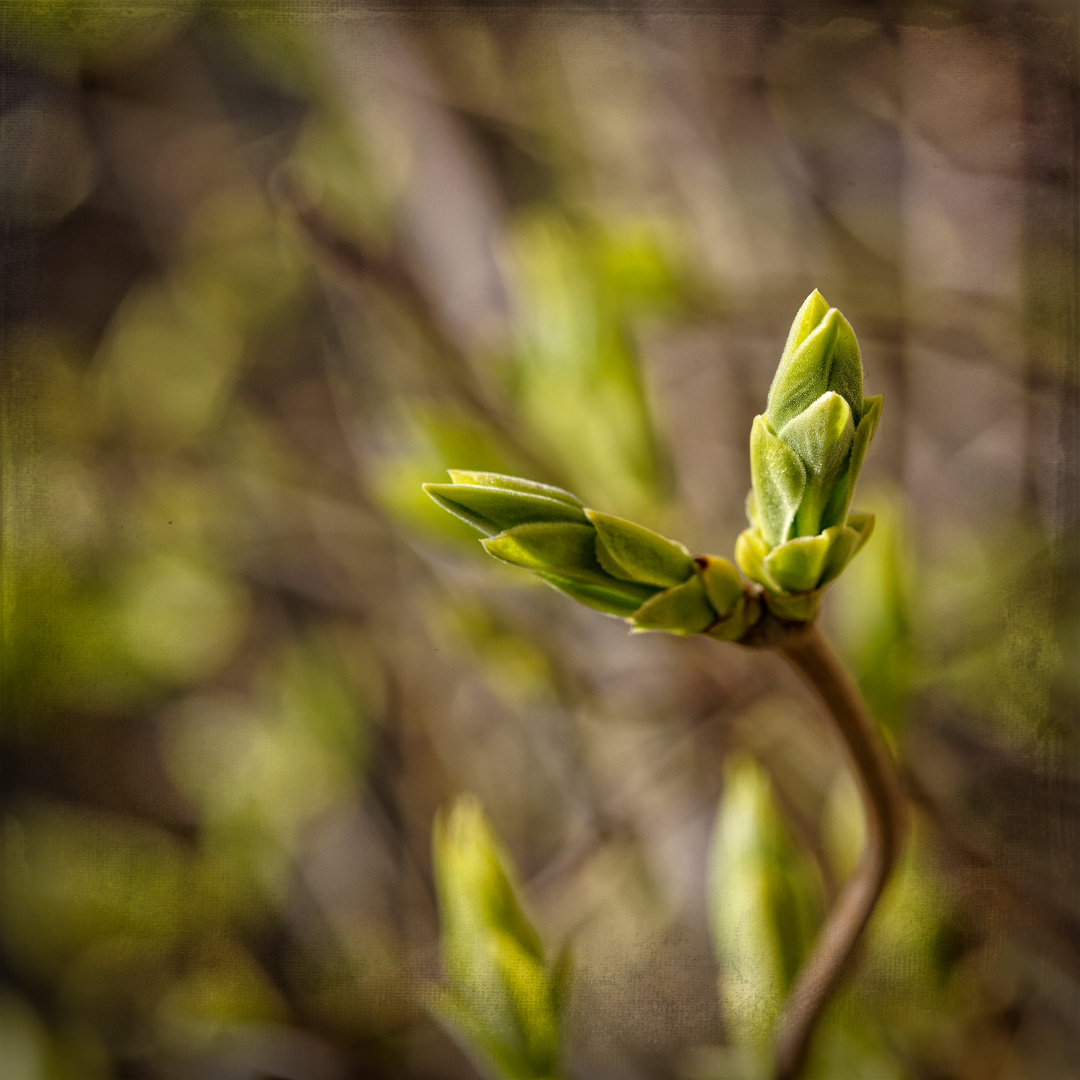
[{"left": 768, "top": 620, "right": 907, "bottom": 1080}]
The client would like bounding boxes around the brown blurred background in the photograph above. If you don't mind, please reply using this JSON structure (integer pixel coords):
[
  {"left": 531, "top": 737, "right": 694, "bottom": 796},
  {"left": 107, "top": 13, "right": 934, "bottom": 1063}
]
[{"left": 1, "top": 3, "right": 1077, "bottom": 1078}]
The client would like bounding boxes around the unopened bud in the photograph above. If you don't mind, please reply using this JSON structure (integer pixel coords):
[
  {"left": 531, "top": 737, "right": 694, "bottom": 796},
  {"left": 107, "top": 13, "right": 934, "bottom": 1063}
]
[{"left": 740, "top": 292, "right": 881, "bottom": 619}]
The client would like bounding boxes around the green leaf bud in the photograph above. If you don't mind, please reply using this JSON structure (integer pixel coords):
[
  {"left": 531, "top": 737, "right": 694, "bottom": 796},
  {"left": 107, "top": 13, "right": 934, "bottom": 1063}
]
[
  {"left": 779, "top": 288, "right": 831, "bottom": 367},
  {"left": 750, "top": 416, "right": 807, "bottom": 548},
  {"left": 819, "top": 395, "right": 881, "bottom": 530},
  {"left": 424, "top": 471, "right": 762, "bottom": 640},
  {"left": 482, "top": 522, "right": 658, "bottom": 599},
  {"left": 736, "top": 514, "right": 875, "bottom": 621},
  {"left": 734, "top": 527, "right": 775, "bottom": 591},
  {"left": 446, "top": 470, "right": 584, "bottom": 507},
  {"left": 741, "top": 292, "right": 881, "bottom": 618},
  {"left": 763, "top": 526, "right": 852, "bottom": 595},
  {"left": 431, "top": 795, "right": 564, "bottom": 1079},
  {"left": 434, "top": 795, "right": 544, "bottom": 968},
  {"left": 778, "top": 391, "right": 854, "bottom": 538},
  {"left": 534, "top": 573, "right": 651, "bottom": 617}
]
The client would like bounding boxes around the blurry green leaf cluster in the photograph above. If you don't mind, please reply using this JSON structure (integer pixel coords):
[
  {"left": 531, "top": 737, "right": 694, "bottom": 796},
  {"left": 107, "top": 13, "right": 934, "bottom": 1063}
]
[
  {"left": 380, "top": 210, "right": 697, "bottom": 539},
  {"left": 432, "top": 796, "right": 569, "bottom": 1080}
]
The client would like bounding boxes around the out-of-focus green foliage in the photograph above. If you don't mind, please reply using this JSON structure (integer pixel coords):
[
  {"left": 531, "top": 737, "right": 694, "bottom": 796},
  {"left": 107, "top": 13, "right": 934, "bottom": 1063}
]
[
  {"left": 703, "top": 759, "right": 983, "bottom": 1080},
  {"left": 432, "top": 796, "right": 569, "bottom": 1080},
  {"left": 707, "top": 755, "right": 822, "bottom": 1075},
  {"left": 506, "top": 211, "right": 687, "bottom": 514},
  {"left": 378, "top": 212, "right": 694, "bottom": 540},
  {"left": 828, "top": 489, "right": 914, "bottom": 736},
  {"left": 919, "top": 524, "right": 1073, "bottom": 752},
  {"left": 804, "top": 797, "right": 971, "bottom": 1080}
]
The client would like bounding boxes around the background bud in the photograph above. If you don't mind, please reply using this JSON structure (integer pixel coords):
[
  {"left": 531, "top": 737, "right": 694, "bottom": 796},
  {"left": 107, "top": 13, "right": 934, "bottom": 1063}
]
[{"left": 431, "top": 795, "right": 567, "bottom": 1080}]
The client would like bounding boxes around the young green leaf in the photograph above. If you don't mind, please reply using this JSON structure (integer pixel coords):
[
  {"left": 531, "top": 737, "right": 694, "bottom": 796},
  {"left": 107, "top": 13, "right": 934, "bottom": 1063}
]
[
  {"left": 432, "top": 796, "right": 567, "bottom": 1080},
  {"left": 586, "top": 509, "right": 695, "bottom": 587},
  {"left": 816, "top": 524, "right": 859, "bottom": 588},
  {"left": 446, "top": 470, "right": 585, "bottom": 507},
  {"left": 482, "top": 523, "right": 654, "bottom": 599},
  {"left": 778, "top": 288, "right": 831, "bottom": 369},
  {"left": 535, "top": 573, "right": 656, "bottom": 617},
  {"left": 423, "top": 483, "right": 588, "bottom": 537},
  {"left": 735, "top": 527, "right": 779, "bottom": 594},
  {"left": 709, "top": 757, "right": 822, "bottom": 1055},
  {"left": 630, "top": 574, "right": 716, "bottom": 634},
  {"left": 762, "top": 533, "right": 833, "bottom": 595},
  {"left": 779, "top": 392, "right": 855, "bottom": 539},
  {"left": 843, "top": 512, "right": 876, "bottom": 560},
  {"left": 776, "top": 391, "right": 855, "bottom": 473},
  {"left": 493, "top": 930, "right": 561, "bottom": 1075}
]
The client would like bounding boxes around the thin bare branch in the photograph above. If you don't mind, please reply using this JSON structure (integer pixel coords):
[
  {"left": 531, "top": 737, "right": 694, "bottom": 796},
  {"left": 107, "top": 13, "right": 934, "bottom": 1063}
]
[{"left": 765, "top": 620, "right": 907, "bottom": 1080}]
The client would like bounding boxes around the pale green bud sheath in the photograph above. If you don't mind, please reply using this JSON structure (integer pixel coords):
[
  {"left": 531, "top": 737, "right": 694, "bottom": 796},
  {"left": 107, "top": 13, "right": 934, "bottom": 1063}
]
[
  {"left": 740, "top": 291, "right": 881, "bottom": 619},
  {"left": 423, "top": 471, "right": 756, "bottom": 637}
]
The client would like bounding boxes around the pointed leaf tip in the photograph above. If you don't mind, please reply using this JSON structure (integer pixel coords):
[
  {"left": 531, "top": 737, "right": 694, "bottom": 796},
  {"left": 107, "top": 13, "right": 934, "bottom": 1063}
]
[
  {"left": 426, "top": 482, "right": 588, "bottom": 536},
  {"left": 766, "top": 306, "right": 864, "bottom": 431},
  {"left": 424, "top": 483, "right": 502, "bottom": 536},
  {"left": 446, "top": 470, "right": 584, "bottom": 507},
  {"left": 780, "top": 289, "right": 831, "bottom": 367}
]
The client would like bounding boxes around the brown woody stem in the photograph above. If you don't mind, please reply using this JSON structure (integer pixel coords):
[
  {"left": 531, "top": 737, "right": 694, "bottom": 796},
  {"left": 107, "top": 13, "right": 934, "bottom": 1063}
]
[{"left": 765, "top": 619, "right": 907, "bottom": 1080}]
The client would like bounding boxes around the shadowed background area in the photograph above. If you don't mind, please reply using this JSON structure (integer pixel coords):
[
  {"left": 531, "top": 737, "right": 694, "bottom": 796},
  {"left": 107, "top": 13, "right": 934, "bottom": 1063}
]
[{"left": 1, "top": 3, "right": 1077, "bottom": 1078}]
